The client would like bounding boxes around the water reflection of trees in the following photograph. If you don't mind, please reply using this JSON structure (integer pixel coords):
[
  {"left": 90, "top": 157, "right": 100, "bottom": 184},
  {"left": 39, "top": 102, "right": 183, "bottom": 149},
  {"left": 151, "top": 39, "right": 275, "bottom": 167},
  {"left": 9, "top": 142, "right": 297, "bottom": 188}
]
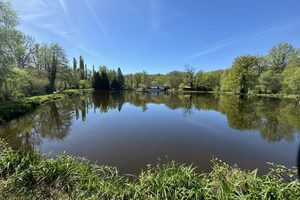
[
  {"left": 93, "top": 91, "right": 126, "bottom": 112},
  {"left": 0, "top": 98, "right": 76, "bottom": 150},
  {"left": 90, "top": 91, "right": 300, "bottom": 143},
  {"left": 1, "top": 92, "right": 299, "bottom": 151},
  {"left": 114, "top": 91, "right": 293, "bottom": 143},
  {"left": 215, "top": 95, "right": 299, "bottom": 143}
]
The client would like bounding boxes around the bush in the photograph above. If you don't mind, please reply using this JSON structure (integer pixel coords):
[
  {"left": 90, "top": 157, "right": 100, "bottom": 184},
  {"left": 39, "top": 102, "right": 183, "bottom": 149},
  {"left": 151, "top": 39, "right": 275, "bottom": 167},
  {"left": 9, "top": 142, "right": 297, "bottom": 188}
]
[{"left": 79, "top": 80, "right": 91, "bottom": 89}]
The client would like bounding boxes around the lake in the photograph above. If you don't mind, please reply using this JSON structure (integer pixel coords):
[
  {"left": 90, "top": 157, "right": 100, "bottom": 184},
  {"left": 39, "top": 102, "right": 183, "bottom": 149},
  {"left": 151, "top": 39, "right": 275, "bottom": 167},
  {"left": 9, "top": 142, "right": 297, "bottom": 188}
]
[{"left": 0, "top": 91, "right": 299, "bottom": 175}]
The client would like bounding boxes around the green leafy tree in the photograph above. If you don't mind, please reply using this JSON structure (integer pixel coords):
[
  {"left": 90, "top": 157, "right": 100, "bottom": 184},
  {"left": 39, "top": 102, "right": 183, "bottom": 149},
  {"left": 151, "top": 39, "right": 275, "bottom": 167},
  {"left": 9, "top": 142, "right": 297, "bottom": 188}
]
[
  {"left": 85, "top": 64, "right": 88, "bottom": 79},
  {"left": 204, "top": 70, "right": 223, "bottom": 91},
  {"left": 267, "top": 42, "right": 295, "bottom": 73},
  {"left": 38, "top": 44, "right": 68, "bottom": 93},
  {"left": 194, "top": 70, "right": 206, "bottom": 90},
  {"left": 194, "top": 70, "right": 223, "bottom": 91},
  {"left": 150, "top": 74, "right": 167, "bottom": 87},
  {"left": 58, "top": 65, "right": 80, "bottom": 90},
  {"left": 124, "top": 74, "right": 134, "bottom": 89},
  {"left": 221, "top": 56, "right": 260, "bottom": 93},
  {"left": 167, "top": 71, "right": 185, "bottom": 89},
  {"left": 107, "top": 69, "right": 117, "bottom": 87},
  {"left": 221, "top": 69, "right": 238, "bottom": 92},
  {"left": 0, "top": 0, "right": 18, "bottom": 89},
  {"left": 258, "top": 70, "right": 281, "bottom": 94},
  {"left": 281, "top": 50, "right": 300, "bottom": 94},
  {"left": 141, "top": 71, "right": 150, "bottom": 87},
  {"left": 8, "top": 34, "right": 36, "bottom": 68}
]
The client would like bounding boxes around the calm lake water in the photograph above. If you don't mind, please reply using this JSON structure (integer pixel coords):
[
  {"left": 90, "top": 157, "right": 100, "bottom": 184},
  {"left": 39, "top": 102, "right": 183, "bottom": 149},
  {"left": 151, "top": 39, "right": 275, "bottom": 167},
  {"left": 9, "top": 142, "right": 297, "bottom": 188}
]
[{"left": 1, "top": 91, "right": 300, "bottom": 175}]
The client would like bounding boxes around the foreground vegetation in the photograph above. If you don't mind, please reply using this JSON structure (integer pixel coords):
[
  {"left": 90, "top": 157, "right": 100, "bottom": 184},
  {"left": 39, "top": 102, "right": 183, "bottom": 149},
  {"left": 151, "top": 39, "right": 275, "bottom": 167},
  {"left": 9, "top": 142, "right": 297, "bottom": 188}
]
[
  {"left": 0, "top": 144, "right": 299, "bottom": 199},
  {"left": 0, "top": 89, "right": 93, "bottom": 123}
]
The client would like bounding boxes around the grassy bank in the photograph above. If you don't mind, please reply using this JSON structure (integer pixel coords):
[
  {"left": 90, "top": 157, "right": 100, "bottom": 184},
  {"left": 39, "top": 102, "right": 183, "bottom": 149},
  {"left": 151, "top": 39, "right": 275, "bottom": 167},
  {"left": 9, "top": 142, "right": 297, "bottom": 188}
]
[
  {"left": 0, "top": 89, "right": 93, "bottom": 124},
  {"left": 0, "top": 145, "right": 299, "bottom": 199},
  {"left": 169, "top": 90, "right": 300, "bottom": 100}
]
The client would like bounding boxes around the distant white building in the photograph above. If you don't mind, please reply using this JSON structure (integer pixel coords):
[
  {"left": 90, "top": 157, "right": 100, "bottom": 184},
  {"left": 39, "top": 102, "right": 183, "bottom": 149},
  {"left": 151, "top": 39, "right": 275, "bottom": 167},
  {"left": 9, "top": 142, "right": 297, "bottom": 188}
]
[{"left": 148, "top": 86, "right": 166, "bottom": 92}]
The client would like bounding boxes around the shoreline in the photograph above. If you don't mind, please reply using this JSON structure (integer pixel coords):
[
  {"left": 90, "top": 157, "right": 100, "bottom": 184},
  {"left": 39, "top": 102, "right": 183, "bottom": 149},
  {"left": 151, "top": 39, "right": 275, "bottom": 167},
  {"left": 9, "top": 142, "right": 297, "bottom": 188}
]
[
  {"left": 167, "top": 90, "right": 300, "bottom": 100},
  {"left": 0, "top": 89, "right": 94, "bottom": 124}
]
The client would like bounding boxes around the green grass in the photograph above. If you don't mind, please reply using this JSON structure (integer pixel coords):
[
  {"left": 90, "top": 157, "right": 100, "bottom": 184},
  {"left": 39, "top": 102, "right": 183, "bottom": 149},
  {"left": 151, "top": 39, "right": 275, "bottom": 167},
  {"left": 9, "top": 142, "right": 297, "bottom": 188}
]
[
  {"left": 0, "top": 89, "right": 94, "bottom": 124},
  {"left": 63, "top": 88, "right": 94, "bottom": 96},
  {"left": 0, "top": 144, "right": 299, "bottom": 199}
]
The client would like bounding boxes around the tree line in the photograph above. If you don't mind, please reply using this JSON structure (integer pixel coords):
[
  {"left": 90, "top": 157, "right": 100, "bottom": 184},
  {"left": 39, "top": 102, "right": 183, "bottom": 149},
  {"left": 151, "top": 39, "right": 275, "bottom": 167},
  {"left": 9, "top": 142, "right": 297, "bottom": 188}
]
[
  {"left": 220, "top": 43, "right": 300, "bottom": 94},
  {"left": 123, "top": 42, "right": 300, "bottom": 95},
  {"left": 91, "top": 67, "right": 125, "bottom": 90},
  {"left": 1, "top": 0, "right": 299, "bottom": 102}
]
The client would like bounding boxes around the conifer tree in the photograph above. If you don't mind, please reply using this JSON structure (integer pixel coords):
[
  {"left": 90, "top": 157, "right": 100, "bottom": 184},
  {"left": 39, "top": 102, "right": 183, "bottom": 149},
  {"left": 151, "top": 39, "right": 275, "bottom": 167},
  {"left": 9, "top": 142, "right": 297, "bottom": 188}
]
[
  {"left": 85, "top": 64, "right": 88, "bottom": 79},
  {"left": 79, "top": 55, "right": 85, "bottom": 80},
  {"left": 111, "top": 77, "right": 120, "bottom": 89},
  {"left": 117, "top": 67, "right": 124, "bottom": 89},
  {"left": 92, "top": 71, "right": 101, "bottom": 90},
  {"left": 73, "top": 57, "right": 77, "bottom": 71}
]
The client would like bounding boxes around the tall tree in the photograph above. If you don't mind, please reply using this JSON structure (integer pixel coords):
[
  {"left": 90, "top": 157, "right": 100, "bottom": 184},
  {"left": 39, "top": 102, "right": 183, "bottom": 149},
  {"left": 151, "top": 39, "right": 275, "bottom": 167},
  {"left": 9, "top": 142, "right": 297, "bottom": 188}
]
[
  {"left": 281, "top": 49, "right": 300, "bottom": 94},
  {"left": 117, "top": 67, "right": 124, "bottom": 89},
  {"left": 111, "top": 77, "right": 120, "bottom": 89},
  {"left": 48, "top": 51, "right": 57, "bottom": 93},
  {"left": 34, "top": 43, "right": 41, "bottom": 69},
  {"left": 39, "top": 44, "right": 68, "bottom": 93},
  {"left": 92, "top": 71, "right": 102, "bottom": 90},
  {"left": 107, "top": 69, "right": 117, "bottom": 87},
  {"left": 141, "top": 71, "right": 150, "bottom": 87},
  {"left": 79, "top": 55, "right": 85, "bottom": 80},
  {"left": 99, "top": 66, "right": 110, "bottom": 90},
  {"left": 0, "top": 0, "right": 18, "bottom": 88},
  {"left": 194, "top": 70, "right": 205, "bottom": 90},
  {"left": 85, "top": 64, "right": 88, "bottom": 79},
  {"left": 267, "top": 42, "right": 295, "bottom": 72},
  {"left": 221, "top": 56, "right": 260, "bottom": 93},
  {"left": 184, "top": 65, "right": 196, "bottom": 89},
  {"left": 203, "top": 70, "right": 223, "bottom": 91},
  {"left": 133, "top": 73, "right": 142, "bottom": 88},
  {"left": 11, "top": 34, "right": 36, "bottom": 68},
  {"left": 73, "top": 57, "right": 77, "bottom": 71},
  {"left": 257, "top": 70, "right": 280, "bottom": 94}
]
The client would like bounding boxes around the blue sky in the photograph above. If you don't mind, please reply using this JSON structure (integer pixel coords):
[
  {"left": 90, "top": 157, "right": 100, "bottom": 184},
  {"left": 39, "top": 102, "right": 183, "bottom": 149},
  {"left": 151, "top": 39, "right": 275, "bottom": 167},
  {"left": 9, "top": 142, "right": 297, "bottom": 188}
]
[{"left": 11, "top": 0, "right": 300, "bottom": 74}]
